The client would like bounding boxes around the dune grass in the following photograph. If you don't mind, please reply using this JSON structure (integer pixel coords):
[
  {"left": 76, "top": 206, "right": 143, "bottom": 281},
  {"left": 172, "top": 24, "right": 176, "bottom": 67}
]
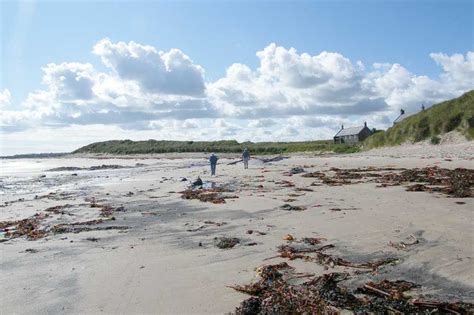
[
  {"left": 364, "top": 90, "right": 474, "bottom": 148},
  {"left": 73, "top": 139, "right": 360, "bottom": 155}
]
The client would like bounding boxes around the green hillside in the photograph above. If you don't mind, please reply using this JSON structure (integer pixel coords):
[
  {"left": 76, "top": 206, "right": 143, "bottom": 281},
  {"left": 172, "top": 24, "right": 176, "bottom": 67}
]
[
  {"left": 364, "top": 90, "right": 474, "bottom": 148},
  {"left": 73, "top": 139, "right": 359, "bottom": 155}
]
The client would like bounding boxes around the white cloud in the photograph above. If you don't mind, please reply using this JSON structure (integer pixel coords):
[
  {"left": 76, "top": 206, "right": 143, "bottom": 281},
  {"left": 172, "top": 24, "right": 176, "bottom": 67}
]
[
  {"left": 93, "top": 38, "right": 205, "bottom": 96},
  {"left": 0, "top": 89, "right": 12, "bottom": 107},
  {"left": 2, "top": 39, "right": 473, "bottom": 154}
]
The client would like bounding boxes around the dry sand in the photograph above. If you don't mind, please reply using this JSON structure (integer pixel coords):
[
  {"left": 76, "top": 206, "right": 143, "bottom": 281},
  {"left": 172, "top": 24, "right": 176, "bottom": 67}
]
[{"left": 1, "top": 143, "right": 473, "bottom": 314}]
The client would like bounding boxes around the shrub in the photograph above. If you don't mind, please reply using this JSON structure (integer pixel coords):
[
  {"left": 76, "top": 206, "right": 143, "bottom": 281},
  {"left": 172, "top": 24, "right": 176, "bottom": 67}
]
[
  {"left": 444, "top": 113, "right": 463, "bottom": 132},
  {"left": 430, "top": 135, "right": 441, "bottom": 145},
  {"left": 414, "top": 117, "right": 430, "bottom": 142}
]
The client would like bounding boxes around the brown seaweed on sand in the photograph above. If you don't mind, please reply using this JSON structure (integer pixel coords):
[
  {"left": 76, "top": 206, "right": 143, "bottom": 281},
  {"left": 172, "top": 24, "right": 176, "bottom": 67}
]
[
  {"left": 180, "top": 188, "right": 238, "bottom": 204},
  {"left": 231, "top": 263, "right": 474, "bottom": 314}
]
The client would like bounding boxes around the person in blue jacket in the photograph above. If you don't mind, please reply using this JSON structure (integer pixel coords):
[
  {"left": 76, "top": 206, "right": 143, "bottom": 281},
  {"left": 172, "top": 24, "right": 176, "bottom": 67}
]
[
  {"left": 242, "top": 148, "right": 250, "bottom": 169},
  {"left": 209, "top": 153, "right": 218, "bottom": 175}
]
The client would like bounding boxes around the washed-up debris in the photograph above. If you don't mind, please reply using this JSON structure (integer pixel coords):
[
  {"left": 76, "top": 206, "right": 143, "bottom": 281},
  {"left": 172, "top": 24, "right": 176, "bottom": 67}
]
[
  {"left": 247, "top": 230, "right": 267, "bottom": 236},
  {"left": 44, "top": 204, "right": 71, "bottom": 215},
  {"left": 276, "top": 180, "right": 295, "bottom": 187},
  {"left": 86, "top": 237, "right": 100, "bottom": 242},
  {"left": 287, "top": 167, "right": 305, "bottom": 175},
  {"left": 203, "top": 220, "right": 227, "bottom": 226},
  {"left": 52, "top": 223, "right": 128, "bottom": 234},
  {"left": 24, "top": 248, "right": 39, "bottom": 253},
  {"left": 0, "top": 216, "right": 47, "bottom": 240},
  {"left": 302, "top": 237, "right": 326, "bottom": 245},
  {"left": 180, "top": 188, "right": 237, "bottom": 204},
  {"left": 283, "top": 234, "right": 294, "bottom": 241},
  {"left": 192, "top": 177, "right": 203, "bottom": 187},
  {"left": 270, "top": 238, "right": 397, "bottom": 271},
  {"left": 246, "top": 242, "right": 258, "bottom": 246},
  {"left": 295, "top": 187, "right": 313, "bottom": 192},
  {"left": 214, "top": 237, "right": 240, "bottom": 249},
  {"left": 389, "top": 235, "right": 419, "bottom": 250},
  {"left": 280, "top": 204, "right": 306, "bottom": 211},
  {"left": 302, "top": 166, "right": 473, "bottom": 198},
  {"left": 47, "top": 164, "right": 127, "bottom": 172},
  {"left": 282, "top": 198, "right": 297, "bottom": 202},
  {"left": 187, "top": 221, "right": 227, "bottom": 232},
  {"left": 259, "top": 156, "right": 289, "bottom": 163},
  {"left": 227, "top": 159, "right": 243, "bottom": 165},
  {"left": 357, "top": 279, "right": 419, "bottom": 299},
  {"left": 231, "top": 261, "right": 474, "bottom": 314}
]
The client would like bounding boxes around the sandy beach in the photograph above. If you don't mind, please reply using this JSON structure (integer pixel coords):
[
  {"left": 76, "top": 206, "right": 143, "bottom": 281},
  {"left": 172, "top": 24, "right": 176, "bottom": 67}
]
[{"left": 1, "top": 142, "right": 473, "bottom": 314}]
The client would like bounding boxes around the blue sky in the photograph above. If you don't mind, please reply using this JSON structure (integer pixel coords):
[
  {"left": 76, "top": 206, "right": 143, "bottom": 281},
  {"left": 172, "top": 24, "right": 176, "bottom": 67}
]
[{"left": 1, "top": 0, "right": 473, "bottom": 154}]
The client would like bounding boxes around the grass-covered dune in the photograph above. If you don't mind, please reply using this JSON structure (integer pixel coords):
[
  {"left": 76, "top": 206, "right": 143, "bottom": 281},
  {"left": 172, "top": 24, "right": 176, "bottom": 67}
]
[
  {"left": 364, "top": 90, "right": 474, "bottom": 148},
  {"left": 73, "top": 139, "right": 359, "bottom": 155}
]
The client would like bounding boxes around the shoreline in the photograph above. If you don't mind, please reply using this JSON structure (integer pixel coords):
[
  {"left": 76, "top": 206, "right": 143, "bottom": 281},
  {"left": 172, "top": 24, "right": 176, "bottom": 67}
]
[{"left": 1, "top": 145, "right": 473, "bottom": 313}]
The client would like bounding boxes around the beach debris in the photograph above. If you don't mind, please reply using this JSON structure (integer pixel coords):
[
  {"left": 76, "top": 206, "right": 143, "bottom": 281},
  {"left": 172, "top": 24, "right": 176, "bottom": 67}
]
[
  {"left": 227, "top": 159, "right": 243, "bottom": 165},
  {"left": 280, "top": 204, "right": 306, "bottom": 211},
  {"left": 180, "top": 187, "right": 237, "bottom": 204},
  {"left": 247, "top": 230, "right": 267, "bottom": 236},
  {"left": 259, "top": 156, "right": 289, "bottom": 163},
  {"left": 47, "top": 164, "right": 128, "bottom": 172},
  {"left": 0, "top": 216, "right": 47, "bottom": 240},
  {"left": 282, "top": 198, "right": 297, "bottom": 202},
  {"left": 86, "top": 237, "right": 100, "bottom": 242},
  {"left": 231, "top": 262, "right": 474, "bottom": 314},
  {"left": 270, "top": 238, "right": 397, "bottom": 271},
  {"left": 246, "top": 242, "right": 258, "bottom": 246},
  {"left": 301, "top": 166, "right": 473, "bottom": 198},
  {"left": 52, "top": 223, "right": 128, "bottom": 234},
  {"left": 125, "top": 191, "right": 134, "bottom": 197},
  {"left": 291, "top": 167, "right": 305, "bottom": 174},
  {"left": 187, "top": 221, "right": 227, "bottom": 232},
  {"left": 192, "top": 177, "right": 203, "bottom": 187},
  {"left": 214, "top": 236, "right": 240, "bottom": 249},
  {"left": 389, "top": 235, "right": 419, "bottom": 250},
  {"left": 180, "top": 177, "right": 188, "bottom": 182},
  {"left": 295, "top": 187, "right": 313, "bottom": 192},
  {"left": 24, "top": 248, "right": 39, "bottom": 253},
  {"left": 276, "top": 180, "right": 295, "bottom": 187},
  {"left": 283, "top": 234, "right": 294, "bottom": 241},
  {"left": 301, "top": 237, "right": 326, "bottom": 245},
  {"left": 44, "top": 204, "right": 71, "bottom": 215}
]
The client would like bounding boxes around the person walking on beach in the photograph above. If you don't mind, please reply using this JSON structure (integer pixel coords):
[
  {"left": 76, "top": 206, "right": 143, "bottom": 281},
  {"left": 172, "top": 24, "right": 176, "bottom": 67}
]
[
  {"left": 209, "top": 153, "right": 218, "bottom": 176},
  {"left": 242, "top": 148, "right": 250, "bottom": 169}
]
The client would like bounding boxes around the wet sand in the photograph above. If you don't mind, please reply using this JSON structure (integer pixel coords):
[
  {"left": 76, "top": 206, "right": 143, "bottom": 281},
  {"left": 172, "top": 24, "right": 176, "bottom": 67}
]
[{"left": 1, "top": 143, "right": 473, "bottom": 314}]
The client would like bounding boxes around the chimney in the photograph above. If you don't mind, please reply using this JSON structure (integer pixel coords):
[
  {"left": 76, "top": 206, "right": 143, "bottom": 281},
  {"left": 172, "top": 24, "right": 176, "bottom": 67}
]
[
  {"left": 400, "top": 109, "right": 405, "bottom": 115},
  {"left": 341, "top": 124, "right": 344, "bottom": 130},
  {"left": 364, "top": 121, "right": 367, "bottom": 127}
]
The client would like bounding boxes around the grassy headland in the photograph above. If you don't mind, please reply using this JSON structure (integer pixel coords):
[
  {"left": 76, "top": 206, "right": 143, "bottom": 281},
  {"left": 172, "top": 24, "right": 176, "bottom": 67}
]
[
  {"left": 364, "top": 90, "right": 474, "bottom": 148},
  {"left": 73, "top": 139, "right": 360, "bottom": 155}
]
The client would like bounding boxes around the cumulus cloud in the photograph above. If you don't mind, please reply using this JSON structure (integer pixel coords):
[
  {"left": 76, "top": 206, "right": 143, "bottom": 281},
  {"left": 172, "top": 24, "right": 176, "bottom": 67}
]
[
  {"left": 93, "top": 38, "right": 205, "bottom": 96},
  {"left": 1, "top": 39, "right": 473, "bottom": 154},
  {"left": 0, "top": 89, "right": 12, "bottom": 107}
]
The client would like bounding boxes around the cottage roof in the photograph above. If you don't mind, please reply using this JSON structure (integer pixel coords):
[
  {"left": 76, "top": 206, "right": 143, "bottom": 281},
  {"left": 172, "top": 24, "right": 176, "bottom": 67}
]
[{"left": 334, "top": 126, "right": 365, "bottom": 137}]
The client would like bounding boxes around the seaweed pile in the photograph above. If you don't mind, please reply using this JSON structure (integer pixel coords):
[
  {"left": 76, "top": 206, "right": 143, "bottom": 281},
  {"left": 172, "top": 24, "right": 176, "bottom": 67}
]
[
  {"left": 180, "top": 188, "right": 238, "bottom": 204},
  {"left": 271, "top": 238, "right": 397, "bottom": 271},
  {"left": 302, "top": 166, "right": 473, "bottom": 197},
  {"left": 232, "top": 264, "right": 473, "bottom": 314},
  {"left": 0, "top": 201, "right": 125, "bottom": 241}
]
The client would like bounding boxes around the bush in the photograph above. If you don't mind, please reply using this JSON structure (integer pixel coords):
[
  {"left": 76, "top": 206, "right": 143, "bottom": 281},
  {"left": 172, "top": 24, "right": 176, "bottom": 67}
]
[
  {"left": 444, "top": 113, "right": 463, "bottom": 132},
  {"left": 430, "top": 135, "right": 441, "bottom": 145},
  {"left": 414, "top": 117, "right": 430, "bottom": 142}
]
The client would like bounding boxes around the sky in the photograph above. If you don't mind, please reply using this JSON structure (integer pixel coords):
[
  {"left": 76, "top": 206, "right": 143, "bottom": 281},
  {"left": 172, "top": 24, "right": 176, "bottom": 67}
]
[{"left": 1, "top": 0, "right": 473, "bottom": 155}]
